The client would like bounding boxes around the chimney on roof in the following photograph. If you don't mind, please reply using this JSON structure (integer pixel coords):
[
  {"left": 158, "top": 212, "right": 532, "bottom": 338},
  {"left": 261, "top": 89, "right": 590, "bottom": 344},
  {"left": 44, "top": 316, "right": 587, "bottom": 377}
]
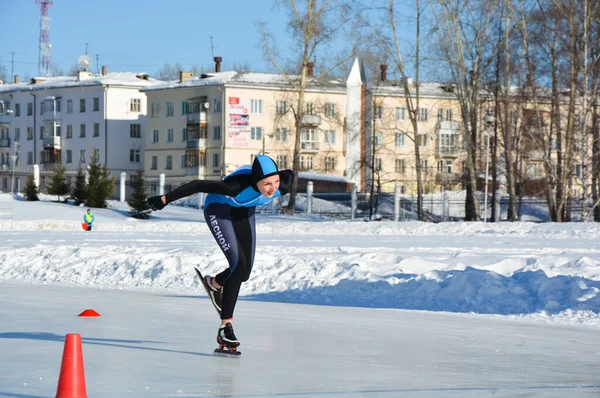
[
  {"left": 102, "top": 66, "right": 107, "bottom": 76},
  {"left": 214, "top": 57, "right": 222, "bottom": 73},
  {"left": 380, "top": 64, "right": 388, "bottom": 81},
  {"left": 179, "top": 71, "right": 193, "bottom": 83},
  {"left": 307, "top": 62, "right": 315, "bottom": 77},
  {"left": 14, "top": 75, "right": 19, "bottom": 84}
]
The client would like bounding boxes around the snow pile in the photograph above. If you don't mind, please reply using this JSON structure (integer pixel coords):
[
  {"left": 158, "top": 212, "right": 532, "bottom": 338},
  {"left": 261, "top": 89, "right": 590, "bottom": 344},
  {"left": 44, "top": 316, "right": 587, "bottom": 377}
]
[{"left": 0, "top": 193, "right": 599, "bottom": 325}]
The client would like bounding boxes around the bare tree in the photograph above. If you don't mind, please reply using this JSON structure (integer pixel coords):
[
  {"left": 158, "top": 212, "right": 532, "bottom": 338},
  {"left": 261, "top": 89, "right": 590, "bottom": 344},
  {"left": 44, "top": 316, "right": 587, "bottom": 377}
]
[
  {"left": 431, "top": 0, "right": 500, "bottom": 221},
  {"left": 257, "top": 0, "right": 351, "bottom": 215}
]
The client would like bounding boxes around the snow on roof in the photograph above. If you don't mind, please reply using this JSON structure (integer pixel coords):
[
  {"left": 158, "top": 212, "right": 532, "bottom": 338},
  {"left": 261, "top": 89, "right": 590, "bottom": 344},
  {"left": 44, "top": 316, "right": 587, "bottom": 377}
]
[
  {"left": 0, "top": 72, "right": 164, "bottom": 94},
  {"left": 298, "top": 171, "right": 349, "bottom": 183},
  {"left": 142, "top": 71, "right": 346, "bottom": 92}
]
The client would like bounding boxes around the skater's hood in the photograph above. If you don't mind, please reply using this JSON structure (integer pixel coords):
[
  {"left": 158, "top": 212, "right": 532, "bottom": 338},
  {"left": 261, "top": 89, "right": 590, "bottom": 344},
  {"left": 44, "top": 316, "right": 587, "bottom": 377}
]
[{"left": 251, "top": 155, "right": 279, "bottom": 191}]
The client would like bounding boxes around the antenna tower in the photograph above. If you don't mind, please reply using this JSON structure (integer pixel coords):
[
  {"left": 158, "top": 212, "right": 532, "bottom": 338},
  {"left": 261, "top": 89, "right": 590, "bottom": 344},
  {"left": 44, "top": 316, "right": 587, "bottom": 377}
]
[{"left": 36, "top": 0, "right": 53, "bottom": 77}]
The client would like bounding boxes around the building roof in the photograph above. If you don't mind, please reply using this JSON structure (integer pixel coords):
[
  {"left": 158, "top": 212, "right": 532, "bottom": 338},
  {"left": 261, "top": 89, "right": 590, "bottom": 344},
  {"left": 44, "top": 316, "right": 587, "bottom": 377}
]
[
  {"left": 0, "top": 72, "right": 163, "bottom": 94},
  {"left": 141, "top": 71, "right": 347, "bottom": 93}
]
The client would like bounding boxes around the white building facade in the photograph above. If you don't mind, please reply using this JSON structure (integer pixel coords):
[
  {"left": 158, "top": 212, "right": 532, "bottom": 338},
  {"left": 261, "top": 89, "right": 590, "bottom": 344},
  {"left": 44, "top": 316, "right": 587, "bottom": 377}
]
[{"left": 0, "top": 69, "right": 162, "bottom": 192}]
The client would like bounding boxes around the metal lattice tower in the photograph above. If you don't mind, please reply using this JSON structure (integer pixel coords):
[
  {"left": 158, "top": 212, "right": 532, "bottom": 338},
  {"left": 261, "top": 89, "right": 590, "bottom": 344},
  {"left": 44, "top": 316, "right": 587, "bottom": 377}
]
[{"left": 36, "top": 0, "right": 53, "bottom": 77}]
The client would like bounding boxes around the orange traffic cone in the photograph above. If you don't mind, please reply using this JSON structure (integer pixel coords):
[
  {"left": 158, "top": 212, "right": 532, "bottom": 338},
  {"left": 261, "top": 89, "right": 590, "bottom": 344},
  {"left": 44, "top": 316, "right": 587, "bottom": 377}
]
[{"left": 55, "top": 334, "right": 87, "bottom": 398}]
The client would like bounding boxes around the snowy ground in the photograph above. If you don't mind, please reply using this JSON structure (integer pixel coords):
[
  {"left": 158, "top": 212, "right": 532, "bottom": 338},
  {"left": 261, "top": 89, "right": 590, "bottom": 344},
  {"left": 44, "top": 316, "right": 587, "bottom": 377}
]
[{"left": 1, "top": 193, "right": 599, "bottom": 397}]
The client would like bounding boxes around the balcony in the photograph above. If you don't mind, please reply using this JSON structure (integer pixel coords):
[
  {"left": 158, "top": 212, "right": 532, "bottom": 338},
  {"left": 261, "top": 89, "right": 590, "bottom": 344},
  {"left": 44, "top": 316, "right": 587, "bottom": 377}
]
[
  {"left": 438, "top": 120, "right": 459, "bottom": 131},
  {"left": 0, "top": 112, "right": 12, "bottom": 126},
  {"left": 186, "top": 138, "right": 207, "bottom": 149},
  {"left": 300, "top": 141, "right": 320, "bottom": 153},
  {"left": 438, "top": 145, "right": 460, "bottom": 158},
  {"left": 186, "top": 165, "right": 207, "bottom": 177},
  {"left": 0, "top": 138, "right": 10, "bottom": 148},
  {"left": 301, "top": 114, "right": 321, "bottom": 127},
  {"left": 44, "top": 136, "right": 61, "bottom": 149},
  {"left": 43, "top": 109, "right": 62, "bottom": 122},
  {"left": 187, "top": 111, "right": 207, "bottom": 124},
  {"left": 41, "top": 148, "right": 61, "bottom": 164},
  {"left": 528, "top": 150, "right": 544, "bottom": 160}
]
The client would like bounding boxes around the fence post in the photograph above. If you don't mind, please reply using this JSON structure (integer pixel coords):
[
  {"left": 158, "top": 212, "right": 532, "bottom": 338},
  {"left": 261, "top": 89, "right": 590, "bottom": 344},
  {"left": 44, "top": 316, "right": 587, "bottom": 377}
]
[
  {"left": 271, "top": 195, "right": 279, "bottom": 214},
  {"left": 443, "top": 187, "right": 449, "bottom": 221},
  {"left": 159, "top": 173, "right": 165, "bottom": 196},
  {"left": 198, "top": 192, "right": 205, "bottom": 209},
  {"left": 494, "top": 189, "right": 501, "bottom": 222},
  {"left": 120, "top": 172, "right": 126, "bottom": 203},
  {"left": 33, "top": 164, "right": 40, "bottom": 189},
  {"left": 394, "top": 183, "right": 401, "bottom": 221},
  {"left": 351, "top": 183, "right": 357, "bottom": 220},
  {"left": 306, "top": 181, "right": 313, "bottom": 215}
]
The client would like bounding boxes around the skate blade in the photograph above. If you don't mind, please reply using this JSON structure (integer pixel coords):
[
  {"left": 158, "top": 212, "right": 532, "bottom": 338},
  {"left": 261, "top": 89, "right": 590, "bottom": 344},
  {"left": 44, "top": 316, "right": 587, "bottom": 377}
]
[{"left": 214, "top": 347, "right": 242, "bottom": 356}]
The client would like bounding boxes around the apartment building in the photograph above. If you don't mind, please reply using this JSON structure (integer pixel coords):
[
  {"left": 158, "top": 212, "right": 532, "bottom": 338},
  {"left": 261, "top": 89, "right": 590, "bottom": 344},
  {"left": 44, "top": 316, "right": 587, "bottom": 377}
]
[
  {"left": 347, "top": 60, "right": 466, "bottom": 194},
  {"left": 0, "top": 68, "right": 161, "bottom": 191},
  {"left": 142, "top": 58, "right": 347, "bottom": 189}
]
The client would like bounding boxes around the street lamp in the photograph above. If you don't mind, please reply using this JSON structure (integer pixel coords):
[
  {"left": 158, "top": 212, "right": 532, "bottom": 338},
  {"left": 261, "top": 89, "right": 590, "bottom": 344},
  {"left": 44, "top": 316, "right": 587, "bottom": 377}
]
[{"left": 483, "top": 114, "right": 495, "bottom": 222}]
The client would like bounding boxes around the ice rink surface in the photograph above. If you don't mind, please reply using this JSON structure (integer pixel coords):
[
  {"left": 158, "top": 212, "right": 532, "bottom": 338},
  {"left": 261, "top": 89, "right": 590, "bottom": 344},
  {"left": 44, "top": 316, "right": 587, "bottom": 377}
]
[{"left": 0, "top": 282, "right": 598, "bottom": 398}]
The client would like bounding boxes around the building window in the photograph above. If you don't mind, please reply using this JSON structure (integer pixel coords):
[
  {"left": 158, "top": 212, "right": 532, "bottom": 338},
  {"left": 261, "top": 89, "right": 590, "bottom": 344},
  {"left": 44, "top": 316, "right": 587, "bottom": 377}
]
[
  {"left": 93, "top": 123, "right": 100, "bottom": 137},
  {"left": 40, "top": 101, "right": 45, "bottom": 115},
  {"left": 396, "top": 107, "right": 406, "bottom": 121},
  {"left": 66, "top": 150, "right": 72, "bottom": 164},
  {"left": 417, "top": 134, "right": 428, "bottom": 147},
  {"left": 213, "top": 153, "right": 220, "bottom": 168},
  {"left": 213, "top": 126, "right": 221, "bottom": 140},
  {"left": 276, "top": 101, "right": 288, "bottom": 114},
  {"left": 15, "top": 104, "right": 20, "bottom": 117},
  {"left": 395, "top": 132, "right": 405, "bottom": 147},
  {"left": 79, "top": 99, "right": 86, "bottom": 113},
  {"left": 27, "top": 152, "right": 33, "bottom": 164},
  {"left": 300, "top": 129, "right": 319, "bottom": 151},
  {"left": 181, "top": 155, "right": 186, "bottom": 168},
  {"left": 40, "top": 126, "right": 44, "bottom": 139},
  {"left": 166, "top": 102, "right": 174, "bottom": 117},
  {"left": 80, "top": 124, "right": 86, "bottom": 138},
  {"left": 151, "top": 103, "right": 160, "bottom": 118},
  {"left": 167, "top": 128, "right": 174, "bottom": 143},
  {"left": 276, "top": 155, "right": 288, "bottom": 168},
  {"left": 418, "top": 108, "right": 428, "bottom": 121},
  {"left": 130, "top": 124, "right": 141, "bottom": 138},
  {"left": 374, "top": 132, "right": 384, "bottom": 146},
  {"left": 324, "top": 103, "right": 337, "bottom": 117},
  {"left": 93, "top": 97, "right": 100, "bottom": 112},
  {"left": 324, "top": 130, "right": 336, "bottom": 145},
  {"left": 304, "top": 102, "right": 315, "bottom": 115},
  {"left": 14, "top": 128, "right": 20, "bottom": 142},
  {"left": 375, "top": 106, "right": 383, "bottom": 119},
  {"left": 151, "top": 156, "right": 157, "bottom": 170},
  {"left": 420, "top": 159, "right": 428, "bottom": 173},
  {"left": 213, "top": 98, "right": 221, "bottom": 113},
  {"left": 276, "top": 128, "right": 288, "bottom": 142},
  {"left": 324, "top": 156, "right": 336, "bottom": 171},
  {"left": 375, "top": 158, "right": 382, "bottom": 171},
  {"left": 66, "top": 125, "right": 72, "bottom": 139},
  {"left": 166, "top": 155, "right": 173, "bottom": 170},
  {"left": 27, "top": 103, "right": 33, "bottom": 116},
  {"left": 395, "top": 159, "right": 406, "bottom": 173},
  {"left": 527, "top": 162, "right": 543, "bottom": 178},
  {"left": 438, "top": 108, "right": 452, "bottom": 121},
  {"left": 80, "top": 150, "right": 86, "bottom": 163},
  {"left": 27, "top": 127, "right": 33, "bottom": 140},
  {"left": 300, "top": 155, "right": 314, "bottom": 170},
  {"left": 251, "top": 127, "right": 262, "bottom": 141},
  {"left": 437, "top": 160, "right": 453, "bottom": 174},
  {"left": 182, "top": 128, "right": 188, "bottom": 141},
  {"left": 125, "top": 99, "right": 138, "bottom": 113},
  {"left": 130, "top": 149, "right": 140, "bottom": 163},
  {"left": 152, "top": 130, "right": 159, "bottom": 143},
  {"left": 66, "top": 100, "right": 72, "bottom": 114},
  {"left": 251, "top": 99, "right": 262, "bottom": 114}
]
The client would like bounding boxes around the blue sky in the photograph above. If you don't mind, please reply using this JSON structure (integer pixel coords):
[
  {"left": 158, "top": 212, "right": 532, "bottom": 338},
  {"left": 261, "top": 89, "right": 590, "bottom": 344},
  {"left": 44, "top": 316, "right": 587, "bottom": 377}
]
[{"left": 0, "top": 0, "right": 296, "bottom": 79}]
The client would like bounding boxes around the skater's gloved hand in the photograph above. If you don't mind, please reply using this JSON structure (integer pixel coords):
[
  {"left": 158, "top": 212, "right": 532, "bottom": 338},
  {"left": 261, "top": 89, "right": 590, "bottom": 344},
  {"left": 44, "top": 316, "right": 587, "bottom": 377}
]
[{"left": 147, "top": 195, "right": 166, "bottom": 211}]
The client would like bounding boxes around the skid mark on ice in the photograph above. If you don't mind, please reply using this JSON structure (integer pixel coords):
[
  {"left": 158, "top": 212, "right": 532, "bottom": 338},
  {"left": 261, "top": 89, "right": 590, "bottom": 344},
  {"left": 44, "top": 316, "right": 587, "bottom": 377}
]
[
  {"left": 0, "top": 393, "right": 47, "bottom": 398},
  {"left": 0, "top": 332, "right": 214, "bottom": 358}
]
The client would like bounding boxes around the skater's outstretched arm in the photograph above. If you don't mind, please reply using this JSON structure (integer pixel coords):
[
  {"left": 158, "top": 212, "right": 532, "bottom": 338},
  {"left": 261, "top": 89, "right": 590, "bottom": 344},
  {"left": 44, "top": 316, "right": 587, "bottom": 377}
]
[{"left": 147, "top": 174, "right": 252, "bottom": 211}]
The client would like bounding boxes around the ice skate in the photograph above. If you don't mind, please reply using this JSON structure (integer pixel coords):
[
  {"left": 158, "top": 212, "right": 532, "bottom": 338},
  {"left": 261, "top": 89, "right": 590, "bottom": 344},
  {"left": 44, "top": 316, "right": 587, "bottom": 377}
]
[
  {"left": 215, "top": 322, "right": 241, "bottom": 356},
  {"left": 194, "top": 268, "right": 222, "bottom": 316}
]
